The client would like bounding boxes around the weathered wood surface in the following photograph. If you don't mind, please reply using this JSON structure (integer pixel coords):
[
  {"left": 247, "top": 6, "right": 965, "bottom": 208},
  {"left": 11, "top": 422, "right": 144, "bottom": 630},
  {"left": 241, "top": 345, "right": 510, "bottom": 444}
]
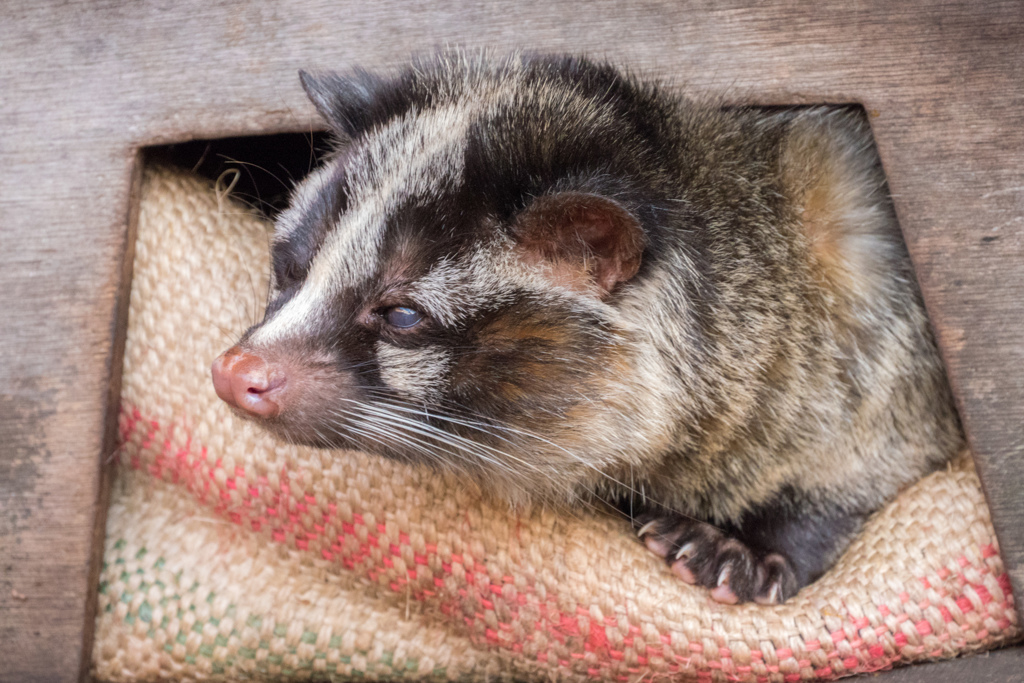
[
  {"left": 867, "top": 645, "right": 1024, "bottom": 683},
  {"left": 1, "top": 1, "right": 1021, "bottom": 681}
]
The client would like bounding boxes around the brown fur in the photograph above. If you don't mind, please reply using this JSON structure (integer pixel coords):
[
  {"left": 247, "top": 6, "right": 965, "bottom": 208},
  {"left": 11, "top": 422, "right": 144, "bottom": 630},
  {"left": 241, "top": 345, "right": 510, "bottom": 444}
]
[{"left": 218, "top": 53, "right": 964, "bottom": 602}]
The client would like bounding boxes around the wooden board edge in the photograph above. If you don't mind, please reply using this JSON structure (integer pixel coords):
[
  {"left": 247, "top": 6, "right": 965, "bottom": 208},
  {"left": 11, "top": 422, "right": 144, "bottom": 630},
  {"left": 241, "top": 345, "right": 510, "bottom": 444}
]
[
  {"left": 80, "top": 150, "right": 145, "bottom": 683},
  {"left": 861, "top": 643, "right": 1024, "bottom": 682}
]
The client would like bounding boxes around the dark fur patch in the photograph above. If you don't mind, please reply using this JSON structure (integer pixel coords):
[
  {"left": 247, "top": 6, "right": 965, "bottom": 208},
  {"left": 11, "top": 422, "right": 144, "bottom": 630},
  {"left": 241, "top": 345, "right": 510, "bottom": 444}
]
[
  {"left": 447, "top": 295, "right": 611, "bottom": 424},
  {"left": 271, "top": 164, "right": 348, "bottom": 291},
  {"left": 730, "top": 487, "right": 865, "bottom": 587}
]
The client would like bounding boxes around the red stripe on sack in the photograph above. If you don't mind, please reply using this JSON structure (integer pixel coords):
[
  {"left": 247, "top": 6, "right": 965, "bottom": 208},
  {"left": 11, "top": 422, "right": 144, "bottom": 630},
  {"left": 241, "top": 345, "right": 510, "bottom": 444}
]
[{"left": 117, "top": 404, "right": 1012, "bottom": 681}]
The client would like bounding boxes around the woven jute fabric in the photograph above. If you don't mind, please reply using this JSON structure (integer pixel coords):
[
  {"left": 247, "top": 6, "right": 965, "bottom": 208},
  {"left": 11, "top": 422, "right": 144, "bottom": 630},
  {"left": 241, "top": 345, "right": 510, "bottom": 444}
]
[{"left": 93, "top": 166, "right": 1020, "bottom": 681}]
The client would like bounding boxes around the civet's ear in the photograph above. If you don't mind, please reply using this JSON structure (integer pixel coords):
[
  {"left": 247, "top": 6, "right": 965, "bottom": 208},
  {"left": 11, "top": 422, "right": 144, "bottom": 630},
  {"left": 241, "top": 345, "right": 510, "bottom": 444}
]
[
  {"left": 299, "top": 69, "right": 382, "bottom": 138},
  {"left": 513, "top": 192, "right": 645, "bottom": 298}
]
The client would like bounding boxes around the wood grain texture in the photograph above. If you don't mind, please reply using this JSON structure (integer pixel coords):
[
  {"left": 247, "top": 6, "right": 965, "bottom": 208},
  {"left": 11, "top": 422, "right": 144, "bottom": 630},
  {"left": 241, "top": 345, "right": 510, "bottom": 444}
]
[
  {"left": 864, "top": 645, "right": 1024, "bottom": 683},
  {"left": 1, "top": 1, "right": 1021, "bottom": 680}
]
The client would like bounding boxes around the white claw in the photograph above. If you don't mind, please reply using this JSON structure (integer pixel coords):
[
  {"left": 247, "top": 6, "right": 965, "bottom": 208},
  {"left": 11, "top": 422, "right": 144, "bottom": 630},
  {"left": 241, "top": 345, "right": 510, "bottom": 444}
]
[
  {"left": 769, "top": 581, "right": 781, "bottom": 605},
  {"left": 636, "top": 520, "right": 658, "bottom": 538},
  {"left": 717, "top": 563, "right": 732, "bottom": 587},
  {"left": 674, "top": 542, "right": 694, "bottom": 561}
]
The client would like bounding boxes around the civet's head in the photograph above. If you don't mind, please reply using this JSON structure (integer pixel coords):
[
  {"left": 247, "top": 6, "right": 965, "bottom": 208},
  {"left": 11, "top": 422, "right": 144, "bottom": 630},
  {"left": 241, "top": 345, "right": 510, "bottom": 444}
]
[{"left": 212, "top": 53, "right": 689, "bottom": 501}]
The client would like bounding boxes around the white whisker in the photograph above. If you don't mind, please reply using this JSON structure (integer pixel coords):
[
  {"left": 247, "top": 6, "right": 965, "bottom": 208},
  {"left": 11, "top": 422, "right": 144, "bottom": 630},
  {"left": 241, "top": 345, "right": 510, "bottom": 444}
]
[{"left": 317, "top": 392, "right": 705, "bottom": 524}]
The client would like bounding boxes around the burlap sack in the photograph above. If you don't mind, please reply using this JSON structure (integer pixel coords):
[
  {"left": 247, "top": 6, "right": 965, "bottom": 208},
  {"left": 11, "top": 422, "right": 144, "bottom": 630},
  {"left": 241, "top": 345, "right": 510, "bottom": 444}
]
[{"left": 92, "top": 166, "right": 1020, "bottom": 681}]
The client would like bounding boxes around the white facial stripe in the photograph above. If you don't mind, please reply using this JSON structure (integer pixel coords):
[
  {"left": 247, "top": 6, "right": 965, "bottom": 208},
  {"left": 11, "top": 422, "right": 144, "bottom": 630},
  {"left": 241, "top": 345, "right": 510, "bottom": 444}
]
[
  {"left": 407, "top": 251, "right": 512, "bottom": 327},
  {"left": 375, "top": 343, "right": 450, "bottom": 400},
  {"left": 274, "top": 163, "right": 338, "bottom": 242},
  {"left": 474, "top": 237, "right": 618, "bottom": 323},
  {"left": 254, "top": 104, "right": 477, "bottom": 346},
  {"left": 315, "top": 104, "right": 476, "bottom": 286},
  {"left": 250, "top": 280, "right": 327, "bottom": 345},
  {"left": 402, "top": 237, "right": 614, "bottom": 337}
]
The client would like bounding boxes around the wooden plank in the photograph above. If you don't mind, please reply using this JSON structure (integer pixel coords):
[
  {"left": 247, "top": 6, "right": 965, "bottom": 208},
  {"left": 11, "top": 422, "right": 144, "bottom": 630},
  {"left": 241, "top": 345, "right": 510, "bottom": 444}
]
[
  {"left": 863, "top": 646, "right": 1024, "bottom": 683},
  {"left": 1, "top": 1, "right": 1021, "bottom": 680}
]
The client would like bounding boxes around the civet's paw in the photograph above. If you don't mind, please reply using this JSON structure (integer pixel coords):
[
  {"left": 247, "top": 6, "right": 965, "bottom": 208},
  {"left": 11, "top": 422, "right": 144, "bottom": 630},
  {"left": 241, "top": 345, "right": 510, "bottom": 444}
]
[{"left": 636, "top": 514, "right": 799, "bottom": 604}]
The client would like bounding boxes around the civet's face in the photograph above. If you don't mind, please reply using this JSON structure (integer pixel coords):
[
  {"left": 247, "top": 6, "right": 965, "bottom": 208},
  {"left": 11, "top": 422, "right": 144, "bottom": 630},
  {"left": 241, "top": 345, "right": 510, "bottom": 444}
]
[{"left": 212, "top": 58, "right": 671, "bottom": 497}]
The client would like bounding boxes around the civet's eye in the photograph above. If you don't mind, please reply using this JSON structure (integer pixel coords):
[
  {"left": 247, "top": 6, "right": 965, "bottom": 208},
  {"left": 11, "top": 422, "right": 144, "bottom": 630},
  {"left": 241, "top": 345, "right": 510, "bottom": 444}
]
[{"left": 384, "top": 306, "right": 424, "bottom": 329}]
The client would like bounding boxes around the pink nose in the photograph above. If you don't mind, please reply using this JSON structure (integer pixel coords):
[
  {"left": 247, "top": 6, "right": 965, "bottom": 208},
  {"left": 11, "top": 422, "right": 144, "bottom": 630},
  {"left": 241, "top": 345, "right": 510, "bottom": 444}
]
[{"left": 211, "top": 346, "right": 285, "bottom": 418}]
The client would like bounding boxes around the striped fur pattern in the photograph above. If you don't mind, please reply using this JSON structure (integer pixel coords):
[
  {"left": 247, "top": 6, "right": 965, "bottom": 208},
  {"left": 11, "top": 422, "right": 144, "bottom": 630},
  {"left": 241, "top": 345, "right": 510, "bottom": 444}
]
[{"left": 233, "top": 51, "right": 963, "bottom": 602}]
